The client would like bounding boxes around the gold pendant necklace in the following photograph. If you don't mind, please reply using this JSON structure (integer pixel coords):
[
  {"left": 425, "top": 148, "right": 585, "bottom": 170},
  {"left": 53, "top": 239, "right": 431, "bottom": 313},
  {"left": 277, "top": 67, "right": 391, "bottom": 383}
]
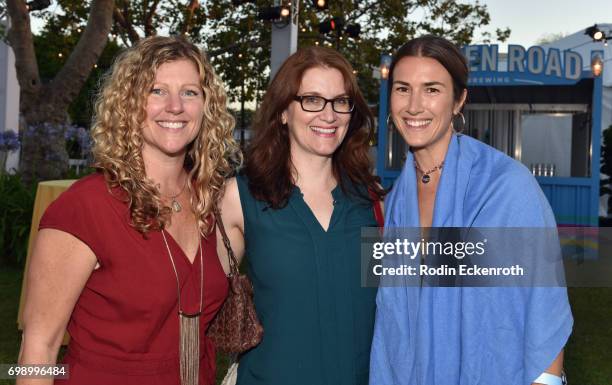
[
  {"left": 163, "top": 177, "right": 188, "bottom": 213},
  {"left": 162, "top": 229, "right": 203, "bottom": 385}
]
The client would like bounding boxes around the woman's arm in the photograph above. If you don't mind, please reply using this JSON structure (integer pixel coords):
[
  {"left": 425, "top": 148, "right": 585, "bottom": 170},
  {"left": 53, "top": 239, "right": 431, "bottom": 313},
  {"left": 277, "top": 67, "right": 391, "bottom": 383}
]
[
  {"left": 216, "top": 177, "right": 246, "bottom": 275},
  {"left": 17, "top": 229, "right": 97, "bottom": 385}
]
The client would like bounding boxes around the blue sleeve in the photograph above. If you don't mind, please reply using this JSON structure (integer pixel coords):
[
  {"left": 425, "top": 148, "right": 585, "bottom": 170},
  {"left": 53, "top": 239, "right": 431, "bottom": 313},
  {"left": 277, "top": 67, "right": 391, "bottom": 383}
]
[
  {"left": 370, "top": 286, "right": 411, "bottom": 385},
  {"left": 475, "top": 166, "right": 573, "bottom": 383}
]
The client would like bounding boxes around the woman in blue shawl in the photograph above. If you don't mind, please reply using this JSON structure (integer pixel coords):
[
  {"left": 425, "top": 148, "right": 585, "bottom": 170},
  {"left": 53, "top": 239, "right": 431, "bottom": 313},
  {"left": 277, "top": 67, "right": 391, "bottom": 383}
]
[{"left": 369, "top": 36, "right": 572, "bottom": 385}]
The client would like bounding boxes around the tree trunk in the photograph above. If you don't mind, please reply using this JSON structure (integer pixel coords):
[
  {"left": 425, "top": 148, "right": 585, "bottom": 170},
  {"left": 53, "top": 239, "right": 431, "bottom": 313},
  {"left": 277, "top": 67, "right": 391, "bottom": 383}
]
[
  {"left": 7, "top": 0, "right": 115, "bottom": 183},
  {"left": 20, "top": 122, "right": 70, "bottom": 181}
]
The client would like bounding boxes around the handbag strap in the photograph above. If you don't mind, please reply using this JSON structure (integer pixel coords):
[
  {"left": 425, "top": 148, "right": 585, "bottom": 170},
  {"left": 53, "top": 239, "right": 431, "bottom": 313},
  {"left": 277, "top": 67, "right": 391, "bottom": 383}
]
[
  {"left": 213, "top": 206, "right": 240, "bottom": 276},
  {"left": 368, "top": 189, "right": 384, "bottom": 227}
]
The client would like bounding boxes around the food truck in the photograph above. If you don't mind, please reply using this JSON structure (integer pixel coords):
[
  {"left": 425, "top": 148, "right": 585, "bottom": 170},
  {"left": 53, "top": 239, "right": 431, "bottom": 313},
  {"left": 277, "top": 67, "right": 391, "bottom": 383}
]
[{"left": 376, "top": 25, "right": 612, "bottom": 226}]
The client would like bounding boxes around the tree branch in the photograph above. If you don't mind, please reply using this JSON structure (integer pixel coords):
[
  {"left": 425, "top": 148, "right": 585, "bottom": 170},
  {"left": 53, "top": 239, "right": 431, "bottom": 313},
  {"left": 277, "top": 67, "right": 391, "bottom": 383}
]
[
  {"left": 207, "top": 38, "right": 263, "bottom": 57},
  {"left": 180, "top": 0, "right": 199, "bottom": 35},
  {"left": 113, "top": 1, "right": 139, "bottom": 44},
  {"left": 144, "top": 0, "right": 161, "bottom": 37},
  {"left": 350, "top": 2, "right": 379, "bottom": 23},
  {"left": 6, "top": 0, "right": 41, "bottom": 114},
  {"left": 42, "top": 0, "right": 115, "bottom": 115}
]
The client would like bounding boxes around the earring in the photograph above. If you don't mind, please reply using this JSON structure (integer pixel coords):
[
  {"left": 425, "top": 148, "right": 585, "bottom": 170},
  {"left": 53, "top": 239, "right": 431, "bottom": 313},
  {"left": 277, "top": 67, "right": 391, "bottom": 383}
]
[
  {"left": 453, "top": 111, "right": 466, "bottom": 133},
  {"left": 386, "top": 114, "right": 395, "bottom": 131}
]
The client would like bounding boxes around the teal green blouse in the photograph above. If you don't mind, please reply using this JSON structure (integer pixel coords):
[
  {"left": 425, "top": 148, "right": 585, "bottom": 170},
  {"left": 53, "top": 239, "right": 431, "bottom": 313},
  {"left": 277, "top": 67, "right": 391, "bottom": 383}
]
[{"left": 236, "top": 174, "right": 378, "bottom": 385}]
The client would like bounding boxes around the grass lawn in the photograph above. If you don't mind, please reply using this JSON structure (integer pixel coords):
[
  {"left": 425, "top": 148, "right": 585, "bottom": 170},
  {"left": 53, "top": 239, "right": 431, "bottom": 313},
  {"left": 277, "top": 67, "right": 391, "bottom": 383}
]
[
  {"left": 565, "top": 288, "right": 612, "bottom": 384},
  {"left": 1, "top": 266, "right": 610, "bottom": 384},
  {"left": 0, "top": 266, "right": 23, "bottom": 385}
]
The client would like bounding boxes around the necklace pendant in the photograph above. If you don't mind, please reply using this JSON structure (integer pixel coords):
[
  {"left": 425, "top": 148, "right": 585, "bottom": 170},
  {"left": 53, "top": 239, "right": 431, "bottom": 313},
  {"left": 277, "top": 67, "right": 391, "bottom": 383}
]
[
  {"left": 421, "top": 174, "right": 431, "bottom": 184},
  {"left": 179, "top": 311, "right": 200, "bottom": 385},
  {"left": 171, "top": 199, "right": 182, "bottom": 213}
]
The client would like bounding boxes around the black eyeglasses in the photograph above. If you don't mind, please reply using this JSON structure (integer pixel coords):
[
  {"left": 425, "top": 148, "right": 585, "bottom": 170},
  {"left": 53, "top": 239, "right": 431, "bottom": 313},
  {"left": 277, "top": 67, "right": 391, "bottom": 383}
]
[{"left": 293, "top": 95, "right": 354, "bottom": 114}]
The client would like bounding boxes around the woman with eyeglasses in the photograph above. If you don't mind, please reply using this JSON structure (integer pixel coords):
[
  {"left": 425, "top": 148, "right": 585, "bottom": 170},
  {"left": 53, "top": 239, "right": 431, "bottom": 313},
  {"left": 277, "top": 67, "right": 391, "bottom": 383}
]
[{"left": 217, "top": 47, "right": 385, "bottom": 385}]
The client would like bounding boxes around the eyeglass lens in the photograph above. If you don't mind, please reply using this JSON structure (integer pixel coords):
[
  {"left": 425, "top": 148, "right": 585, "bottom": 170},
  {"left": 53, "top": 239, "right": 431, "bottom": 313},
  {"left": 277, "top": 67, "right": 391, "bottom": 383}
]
[{"left": 300, "top": 95, "right": 353, "bottom": 113}]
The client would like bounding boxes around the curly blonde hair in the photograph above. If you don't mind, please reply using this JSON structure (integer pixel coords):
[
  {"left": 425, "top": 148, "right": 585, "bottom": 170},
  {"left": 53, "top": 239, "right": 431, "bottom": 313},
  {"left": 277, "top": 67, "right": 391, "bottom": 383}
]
[{"left": 91, "top": 36, "right": 240, "bottom": 235}]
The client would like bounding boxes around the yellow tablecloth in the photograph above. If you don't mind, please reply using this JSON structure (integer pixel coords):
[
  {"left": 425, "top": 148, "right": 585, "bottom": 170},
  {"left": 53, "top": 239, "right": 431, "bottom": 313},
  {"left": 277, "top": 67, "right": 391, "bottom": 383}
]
[{"left": 18, "top": 180, "right": 76, "bottom": 331}]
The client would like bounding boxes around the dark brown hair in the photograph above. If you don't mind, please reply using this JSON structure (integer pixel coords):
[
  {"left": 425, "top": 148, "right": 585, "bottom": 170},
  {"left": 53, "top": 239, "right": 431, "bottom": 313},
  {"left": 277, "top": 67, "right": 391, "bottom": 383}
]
[
  {"left": 389, "top": 35, "right": 468, "bottom": 102},
  {"left": 245, "top": 46, "right": 384, "bottom": 209}
]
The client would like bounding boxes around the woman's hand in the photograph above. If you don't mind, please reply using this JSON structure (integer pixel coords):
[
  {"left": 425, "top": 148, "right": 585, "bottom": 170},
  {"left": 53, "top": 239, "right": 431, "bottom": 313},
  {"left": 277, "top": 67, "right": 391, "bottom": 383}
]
[{"left": 17, "top": 229, "right": 97, "bottom": 385}]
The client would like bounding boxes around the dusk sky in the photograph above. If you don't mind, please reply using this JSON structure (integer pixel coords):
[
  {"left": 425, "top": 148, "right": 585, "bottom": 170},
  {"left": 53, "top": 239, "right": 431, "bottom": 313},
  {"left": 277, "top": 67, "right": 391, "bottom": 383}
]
[{"left": 483, "top": 0, "right": 612, "bottom": 49}]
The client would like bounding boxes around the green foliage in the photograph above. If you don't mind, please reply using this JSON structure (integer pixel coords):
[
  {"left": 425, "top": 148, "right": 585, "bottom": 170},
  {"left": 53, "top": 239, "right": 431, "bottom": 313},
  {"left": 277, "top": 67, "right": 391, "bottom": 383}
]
[
  {"left": 0, "top": 174, "right": 37, "bottom": 267},
  {"left": 535, "top": 32, "right": 569, "bottom": 45},
  {"left": 30, "top": 0, "right": 510, "bottom": 106},
  {"left": 68, "top": 43, "right": 123, "bottom": 128},
  {"left": 565, "top": 288, "right": 612, "bottom": 384},
  {"left": 33, "top": 1, "right": 122, "bottom": 127},
  {"left": 65, "top": 165, "right": 95, "bottom": 180},
  {"left": 199, "top": 0, "right": 511, "bottom": 103},
  {"left": 601, "top": 125, "right": 612, "bottom": 216},
  {"left": 201, "top": 0, "right": 271, "bottom": 103},
  {"left": 0, "top": 267, "right": 23, "bottom": 385}
]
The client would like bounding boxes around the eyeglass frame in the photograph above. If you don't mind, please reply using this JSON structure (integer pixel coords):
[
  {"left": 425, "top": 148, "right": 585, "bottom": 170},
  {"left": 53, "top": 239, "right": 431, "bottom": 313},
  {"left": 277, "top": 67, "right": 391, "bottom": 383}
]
[{"left": 292, "top": 95, "right": 355, "bottom": 114}]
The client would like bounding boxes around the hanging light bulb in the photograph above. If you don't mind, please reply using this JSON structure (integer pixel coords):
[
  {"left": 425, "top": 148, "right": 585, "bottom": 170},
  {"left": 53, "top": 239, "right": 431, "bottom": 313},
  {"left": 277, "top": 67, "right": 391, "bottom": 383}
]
[{"left": 591, "top": 55, "right": 603, "bottom": 77}]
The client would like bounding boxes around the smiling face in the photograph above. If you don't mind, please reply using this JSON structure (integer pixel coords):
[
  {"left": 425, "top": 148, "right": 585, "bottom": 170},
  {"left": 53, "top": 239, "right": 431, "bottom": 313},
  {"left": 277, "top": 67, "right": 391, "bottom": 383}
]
[
  {"left": 141, "top": 59, "right": 204, "bottom": 161},
  {"left": 390, "top": 56, "right": 466, "bottom": 156},
  {"left": 282, "top": 66, "right": 351, "bottom": 161}
]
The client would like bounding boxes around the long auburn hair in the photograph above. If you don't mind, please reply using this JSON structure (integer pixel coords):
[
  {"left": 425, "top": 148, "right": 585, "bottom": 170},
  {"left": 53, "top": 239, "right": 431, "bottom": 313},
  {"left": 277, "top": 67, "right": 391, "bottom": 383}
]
[
  {"left": 91, "top": 36, "right": 240, "bottom": 235},
  {"left": 246, "top": 46, "right": 384, "bottom": 208}
]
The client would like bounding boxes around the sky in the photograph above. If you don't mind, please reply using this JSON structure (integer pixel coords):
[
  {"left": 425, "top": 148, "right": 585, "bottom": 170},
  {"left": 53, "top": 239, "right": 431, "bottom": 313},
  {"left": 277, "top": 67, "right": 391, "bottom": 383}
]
[{"left": 481, "top": 0, "right": 612, "bottom": 50}]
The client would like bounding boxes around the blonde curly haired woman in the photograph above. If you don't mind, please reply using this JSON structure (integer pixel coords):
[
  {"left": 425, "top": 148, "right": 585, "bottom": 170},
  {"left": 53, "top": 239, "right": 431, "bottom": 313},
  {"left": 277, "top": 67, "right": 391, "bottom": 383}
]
[{"left": 18, "top": 36, "right": 240, "bottom": 385}]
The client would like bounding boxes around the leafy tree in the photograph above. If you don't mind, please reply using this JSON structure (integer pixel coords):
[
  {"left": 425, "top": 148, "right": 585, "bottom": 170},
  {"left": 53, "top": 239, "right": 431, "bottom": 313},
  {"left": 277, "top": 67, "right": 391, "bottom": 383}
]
[
  {"left": 30, "top": 0, "right": 510, "bottom": 104},
  {"left": 200, "top": 0, "right": 511, "bottom": 103},
  {"left": 32, "top": 26, "right": 121, "bottom": 127},
  {"left": 8, "top": 0, "right": 509, "bottom": 181},
  {"left": 7, "top": 0, "right": 114, "bottom": 182},
  {"left": 535, "top": 32, "right": 568, "bottom": 45},
  {"left": 297, "top": 0, "right": 510, "bottom": 101}
]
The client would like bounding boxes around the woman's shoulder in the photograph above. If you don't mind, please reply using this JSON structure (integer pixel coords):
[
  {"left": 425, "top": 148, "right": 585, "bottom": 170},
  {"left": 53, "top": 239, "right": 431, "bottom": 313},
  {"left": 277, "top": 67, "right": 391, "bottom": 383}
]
[
  {"left": 40, "top": 173, "right": 118, "bottom": 231},
  {"left": 233, "top": 173, "right": 252, "bottom": 198},
  {"left": 457, "top": 135, "right": 554, "bottom": 226},
  {"left": 66, "top": 172, "right": 107, "bottom": 193},
  {"left": 53, "top": 172, "right": 118, "bottom": 210},
  {"left": 458, "top": 134, "right": 533, "bottom": 183}
]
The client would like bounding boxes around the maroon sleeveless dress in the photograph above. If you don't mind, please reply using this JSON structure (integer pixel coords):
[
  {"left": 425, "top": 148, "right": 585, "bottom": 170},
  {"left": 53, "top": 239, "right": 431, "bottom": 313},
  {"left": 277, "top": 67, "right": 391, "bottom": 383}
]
[{"left": 38, "top": 173, "right": 228, "bottom": 385}]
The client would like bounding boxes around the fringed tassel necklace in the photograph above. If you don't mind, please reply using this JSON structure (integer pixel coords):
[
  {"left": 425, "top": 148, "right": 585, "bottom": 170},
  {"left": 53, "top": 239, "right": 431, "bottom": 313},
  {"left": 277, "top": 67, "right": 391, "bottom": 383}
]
[{"left": 162, "top": 230, "right": 203, "bottom": 385}]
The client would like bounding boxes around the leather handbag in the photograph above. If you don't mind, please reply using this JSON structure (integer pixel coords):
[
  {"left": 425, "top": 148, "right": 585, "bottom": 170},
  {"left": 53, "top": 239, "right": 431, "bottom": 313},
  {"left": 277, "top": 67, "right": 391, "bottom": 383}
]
[{"left": 207, "top": 208, "right": 264, "bottom": 354}]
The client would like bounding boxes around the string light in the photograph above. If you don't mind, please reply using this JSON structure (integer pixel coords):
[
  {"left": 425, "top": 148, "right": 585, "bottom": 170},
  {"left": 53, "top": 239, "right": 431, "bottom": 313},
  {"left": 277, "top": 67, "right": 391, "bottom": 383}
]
[
  {"left": 592, "top": 55, "right": 604, "bottom": 77},
  {"left": 58, "top": 53, "right": 63, "bottom": 58}
]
